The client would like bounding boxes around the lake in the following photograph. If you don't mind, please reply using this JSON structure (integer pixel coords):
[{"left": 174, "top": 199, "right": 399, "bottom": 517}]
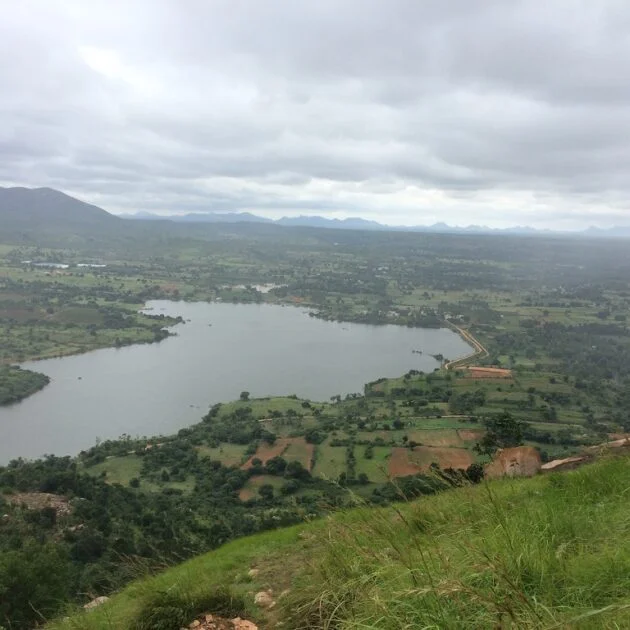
[{"left": 0, "top": 301, "right": 471, "bottom": 463}]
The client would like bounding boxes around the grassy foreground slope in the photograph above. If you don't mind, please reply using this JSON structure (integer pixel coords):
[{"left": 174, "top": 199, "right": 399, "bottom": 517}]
[{"left": 50, "top": 454, "right": 630, "bottom": 629}]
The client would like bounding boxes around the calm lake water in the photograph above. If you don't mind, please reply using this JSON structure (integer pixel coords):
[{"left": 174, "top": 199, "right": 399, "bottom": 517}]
[{"left": 0, "top": 301, "right": 471, "bottom": 462}]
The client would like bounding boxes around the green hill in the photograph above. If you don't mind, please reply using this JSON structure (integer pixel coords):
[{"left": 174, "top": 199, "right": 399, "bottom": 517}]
[
  {"left": 47, "top": 454, "right": 630, "bottom": 629},
  {"left": 0, "top": 186, "right": 123, "bottom": 245},
  {"left": 0, "top": 186, "right": 118, "bottom": 227}
]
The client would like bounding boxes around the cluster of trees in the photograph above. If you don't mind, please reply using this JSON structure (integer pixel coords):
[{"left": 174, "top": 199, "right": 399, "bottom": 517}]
[
  {"left": 0, "top": 452, "right": 315, "bottom": 628},
  {"left": 0, "top": 366, "right": 49, "bottom": 405}
]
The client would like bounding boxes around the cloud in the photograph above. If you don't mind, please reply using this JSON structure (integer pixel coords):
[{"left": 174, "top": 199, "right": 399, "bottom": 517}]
[{"left": 2, "top": 0, "right": 630, "bottom": 228}]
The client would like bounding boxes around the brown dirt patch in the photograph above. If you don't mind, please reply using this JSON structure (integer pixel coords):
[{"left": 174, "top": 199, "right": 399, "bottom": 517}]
[
  {"left": 282, "top": 437, "right": 315, "bottom": 471},
  {"left": 467, "top": 366, "right": 512, "bottom": 379},
  {"left": 388, "top": 446, "right": 475, "bottom": 476},
  {"left": 485, "top": 446, "right": 541, "bottom": 478},
  {"left": 242, "top": 438, "right": 291, "bottom": 469},
  {"left": 187, "top": 613, "right": 257, "bottom": 629},
  {"left": 410, "top": 446, "right": 475, "bottom": 470},
  {"left": 160, "top": 283, "right": 179, "bottom": 292},
  {"left": 388, "top": 448, "right": 420, "bottom": 477},
  {"left": 457, "top": 429, "right": 485, "bottom": 442},
  {"left": 238, "top": 475, "right": 282, "bottom": 501},
  {"left": 6, "top": 492, "right": 72, "bottom": 516},
  {"left": 410, "top": 429, "right": 464, "bottom": 447}
]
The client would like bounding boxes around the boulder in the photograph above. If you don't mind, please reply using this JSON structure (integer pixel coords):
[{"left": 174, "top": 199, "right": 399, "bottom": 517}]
[
  {"left": 231, "top": 618, "right": 258, "bottom": 630},
  {"left": 83, "top": 596, "right": 109, "bottom": 610},
  {"left": 254, "top": 590, "right": 275, "bottom": 608},
  {"left": 485, "top": 446, "right": 541, "bottom": 479}
]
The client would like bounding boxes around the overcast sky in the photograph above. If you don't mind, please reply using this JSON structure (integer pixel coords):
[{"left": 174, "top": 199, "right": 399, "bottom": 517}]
[{"left": 3, "top": 1, "right": 630, "bottom": 228}]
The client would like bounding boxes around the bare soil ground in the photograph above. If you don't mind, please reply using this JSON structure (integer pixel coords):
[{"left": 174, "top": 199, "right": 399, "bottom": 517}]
[
  {"left": 242, "top": 438, "right": 291, "bottom": 469},
  {"left": 409, "top": 429, "right": 464, "bottom": 447},
  {"left": 467, "top": 366, "right": 512, "bottom": 379},
  {"left": 457, "top": 428, "right": 485, "bottom": 442},
  {"left": 409, "top": 446, "right": 475, "bottom": 470},
  {"left": 388, "top": 448, "right": 420, "bottom": 477},
  {"left": 6, "top": 492, "right": 72, "bottom": 516}
]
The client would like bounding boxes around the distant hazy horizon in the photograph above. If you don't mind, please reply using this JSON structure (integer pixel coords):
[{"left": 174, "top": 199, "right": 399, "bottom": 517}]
[{"left": 4, "top": 2, "right": 630, "bottom": 229}]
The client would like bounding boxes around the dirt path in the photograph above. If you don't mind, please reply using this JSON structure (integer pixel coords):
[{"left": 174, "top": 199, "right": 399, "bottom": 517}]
[{"left": 443, "top": 321, "right": 489, "bottom": 371}]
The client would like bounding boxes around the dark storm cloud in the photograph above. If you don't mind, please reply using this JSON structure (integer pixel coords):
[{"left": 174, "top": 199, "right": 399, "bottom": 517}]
[{"left": 2, "top": 0, "right": 630, "bottom": 227}]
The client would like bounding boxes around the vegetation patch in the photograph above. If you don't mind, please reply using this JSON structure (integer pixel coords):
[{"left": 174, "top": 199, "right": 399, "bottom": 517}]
[
  {"left": 242, "top": 438, "right": 291, "bottom": 469},
  {"left": 0, "top": 366, "right": 49, "bottom": 405}
]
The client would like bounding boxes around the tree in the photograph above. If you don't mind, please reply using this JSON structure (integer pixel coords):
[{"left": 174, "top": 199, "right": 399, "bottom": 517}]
[
  {"left": 285, "top": 460, "right": 310, "bottom": 480},
  {"left": 475, "top": 412, "right": 524, "bottom": 456},
  {"left": 280, "top": 479, "right": 300, "bottom": 495},
  {"left": 304, "top": 428, "right": 325, "bottom": 444},
  {"left": 0, "top": 543, "right": 72, "bottom": 628},
  {"left": 264, "top": 455, "right": 287, "bottom": 475},
  {"left": 358, "top": 472, "right": 369, "bottom": 485},
  {"left": 258, "top": 484, "right": 274, "bottom": 500},
  {"left": 239, "top": 391, "right": 250, "bottom": 401},
  {"left": 465, "top": 462, "right": 484, "bottom": 483}
]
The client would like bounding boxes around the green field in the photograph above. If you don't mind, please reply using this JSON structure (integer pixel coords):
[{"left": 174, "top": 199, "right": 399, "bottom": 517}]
[
  {"left": 355, "top": 445, "right": 392, "bottom": 482},
  {"left": 312, "top": 440, "right": 347, "bottom": 480},
  {"left": 196, "top": 443, "right": 248, "bottom": 467},
  {"left": 85, "top": 455, "right": 143, "bottom": 485}
]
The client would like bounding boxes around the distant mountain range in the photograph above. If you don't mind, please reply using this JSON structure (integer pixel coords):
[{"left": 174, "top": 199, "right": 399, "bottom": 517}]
[
  {"left": 119, "top": 209, "right": 630, "bottom": 237},
  {"left": 3, "top": 186, "right": 630, "bottom": 238}
]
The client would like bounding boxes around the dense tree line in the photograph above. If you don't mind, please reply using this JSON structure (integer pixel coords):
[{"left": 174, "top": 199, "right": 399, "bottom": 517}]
[{"left": 0, "top": 366, "right": 49, "bottom": 406}]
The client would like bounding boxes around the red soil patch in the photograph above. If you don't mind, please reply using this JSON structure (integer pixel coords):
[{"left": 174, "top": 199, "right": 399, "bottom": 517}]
[
  {"left": 238, "top": 475, "right": 270, "bottom": 501},
  {"left": 410, "top": 446, "right": 475, "bottom": 470},
  {"left": 409, "top": 429, "right": 463, "bottom": 447},
  {"left": 388, "top": 448, "right": 421, "bottom": 477},
  {"left": 467, "top": 366, "right": 512, "bottom": 379},
  {"left": 485, "top": 446, "right": 541, "bottom": 478},
  {"left": 242, "top": 438, "right": 291, "bottom": 469},
  {"left": 388, "top": 446, "right": 474, "bottom": 477}
]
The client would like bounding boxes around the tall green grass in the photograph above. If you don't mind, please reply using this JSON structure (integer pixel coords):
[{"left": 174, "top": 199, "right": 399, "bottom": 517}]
[
  {"left": 49, "top": 456, "right": 630, "bottom": 629},
  {"left": 284, "top": 456, "right": 630, "bottom": 629}
]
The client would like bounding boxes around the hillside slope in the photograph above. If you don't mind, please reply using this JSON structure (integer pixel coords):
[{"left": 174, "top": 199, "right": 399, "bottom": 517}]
[
  {"left": 0, "top": 187, "right": 124, "bottom": 246},
  {"left": 48, "top": 454, "right": 630, "bottom": 629},
  {"left": 0, "top": 187, "right": 117, "bottom": 226}
]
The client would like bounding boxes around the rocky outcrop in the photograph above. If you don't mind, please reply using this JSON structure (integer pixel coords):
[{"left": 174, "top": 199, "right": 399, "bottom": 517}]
[
  {"left": 541, "top": 456, "right": 588, "bottom": 472},
  {"left": 485, "top": 446, "right": 541, "bottom": 479},
  {"left": 186, "top": 614, "right": 257, "bottom": 629},
  {"left": 586, "top": 437, "right": 630, "bottom": 451},
  {"left": 7, "top": 492, "right": 72, "bottom": 516},
  {"left": 83, "top": 596, "right": 109, "bottom": 610},
  {"left": 254, "top": 590, "right": 275, "bottom": 608}
]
